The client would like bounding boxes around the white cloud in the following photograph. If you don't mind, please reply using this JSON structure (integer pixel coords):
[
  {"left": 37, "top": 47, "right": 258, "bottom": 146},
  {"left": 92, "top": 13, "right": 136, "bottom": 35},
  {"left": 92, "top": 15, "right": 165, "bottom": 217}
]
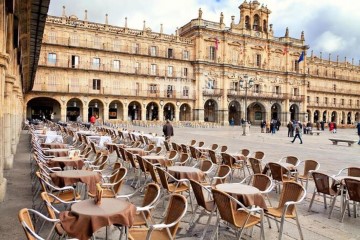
[{"left": 48, "top": 0, "right": 360, "bottom": 62}]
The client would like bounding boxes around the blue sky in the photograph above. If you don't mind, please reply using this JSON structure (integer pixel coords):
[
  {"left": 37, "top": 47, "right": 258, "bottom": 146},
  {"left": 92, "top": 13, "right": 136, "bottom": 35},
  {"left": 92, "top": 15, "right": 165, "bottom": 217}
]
[{"left": 48, "top": 0, "right": 360, "bottom": 63}]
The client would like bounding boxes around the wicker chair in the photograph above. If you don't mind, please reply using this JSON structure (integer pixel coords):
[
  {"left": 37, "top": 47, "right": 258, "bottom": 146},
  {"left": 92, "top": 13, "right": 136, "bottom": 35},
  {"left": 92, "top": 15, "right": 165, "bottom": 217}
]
[
  {"left": 340, "top": 178, "right": 360, "bottom": 222},
  {"left": 251, "top": 151, "right": 265, "bottom": 160},
  {"left": 188, "top": 139, "right": 197, "bottom": 146},
  {"left": 117, "top": 183, "right": 161, "bottom": 227},
  {"left": 240, "top": 173, "right": 274, "bottom": 206},
  {"left": 279, "top": 156, "right": 300, "bottom": 166},
  {"left": 189, "top": 179, "right": 216, "bottom": 239},
  {"left": 143, "top": 144, "right": 155, "bottom": 155},
  {"left": 221, "top": 152, "right": 246, "bottom": 180},
  {"left": 202, "top": 165, "right": 231, "bottom": 187},
  {"left": 143, "top": 159, "right": 161, "bottom": 185},
  {"left": 249, "top": 157, "right": 263, "bottom": 174},
  {"left": 335, "top": 167, "right": 360, "bottom": 177},
  {"left": 208, "top": 149, "right": 220, "bottom": 165},
  {"left": 268, "top": 162, "right": 295, "bottom": 192},
  {"left": 174, "top": 153, "right": 190, "bottom": 166},
  {"left": 297, "top": 160, "right": 320, "bottom": 191},
  {"left": 129, "top": 194, "right": 188, "bottom": 240},
  {"left": 209, "top": 143, "right": 219, "bottom": 151},
  {"left": 265, "top": 181, "right": 306, "bottom": 240},
  {"left": 197, "top": 141, "right": 205, "bottom": 147},
  {"left": 308, "top": 171, "right": 340, "bottom": 219},
  {"left": 212, "top": 188, "right": 265, "bottom": 240}
]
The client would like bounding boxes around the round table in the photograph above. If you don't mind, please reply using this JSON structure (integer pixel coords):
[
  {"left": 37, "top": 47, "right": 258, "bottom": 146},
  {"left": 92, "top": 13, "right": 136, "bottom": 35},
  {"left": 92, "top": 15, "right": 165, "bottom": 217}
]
[
  {"left": 167, "top": 166, "right": 205, "bottom": 181},
  {"left": 60, "top": 198, "right": 136, "bottom": 240},
  {"left": 125, "top": 147, "right": 145, "bottom": 156},
  {"left": 50, "top": 170, "right": 101, "bottom": 195},
  {"left": 41, "top": 143, "right": 68, "bottom": 149},
  {"left": 48, "top": 157, "right": 85, "bottom": 170},
  {"left": 143, "top": 155, "right": 171, "bottom": 167},
  {"left": 216, "top": 183, "right": 267, "bottom": 209},
  {"left": 43, "top": 148, "right": 69, "bottom": 157}
]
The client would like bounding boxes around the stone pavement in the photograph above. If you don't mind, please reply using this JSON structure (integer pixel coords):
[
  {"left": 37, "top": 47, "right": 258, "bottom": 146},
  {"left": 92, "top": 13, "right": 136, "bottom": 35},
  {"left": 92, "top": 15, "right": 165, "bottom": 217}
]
[{"left": 0, "top": 127, "right": 359, "bottom": 240}]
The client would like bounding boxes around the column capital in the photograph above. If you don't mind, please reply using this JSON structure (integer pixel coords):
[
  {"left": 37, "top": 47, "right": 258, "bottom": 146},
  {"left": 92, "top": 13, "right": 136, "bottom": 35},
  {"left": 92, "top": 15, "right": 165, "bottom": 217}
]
[{"left": 0, "top": 53, "right": 10, "bottom": 69}]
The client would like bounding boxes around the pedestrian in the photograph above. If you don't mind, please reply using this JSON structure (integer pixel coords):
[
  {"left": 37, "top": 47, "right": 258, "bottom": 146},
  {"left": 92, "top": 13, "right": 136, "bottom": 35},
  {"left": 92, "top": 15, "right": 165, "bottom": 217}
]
[
  {"left": 270, "top": 120, "right": 276, "bottom": 134},
  {"left": 260, "top": 120, "right": 265, "bottom": 133},
  {"left": 287, "top": 121, "right": 293, "bottom": 137},
  {"left": 320, "top": 121, "right": 325, "bottom": 131},
  {"left": 163, "top": 119, "right": 174, "bottom": 141},
  {"left": 266, "top": 121, "right": 270, "bottom": 133},
  {"left": 276, "top": 120, "right": 281, "bottom": 131},
  {"left": 90, "top": 115, "right": 96, "bottom": 125},
  {"left": 50, "top": 112, "right": 54, "bottom": 121},
  {"left": 357, "top": 122, "right": 360, "bottom": 145},
  {"left": 291, "top": 122, "right": 303, "bottom": 144}
]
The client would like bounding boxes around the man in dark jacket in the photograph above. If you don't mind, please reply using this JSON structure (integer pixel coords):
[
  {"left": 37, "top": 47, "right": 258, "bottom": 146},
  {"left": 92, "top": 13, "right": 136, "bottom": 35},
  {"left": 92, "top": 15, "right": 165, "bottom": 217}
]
[{"left": 163, "top": 120, "right": 174, "bottom": 141}]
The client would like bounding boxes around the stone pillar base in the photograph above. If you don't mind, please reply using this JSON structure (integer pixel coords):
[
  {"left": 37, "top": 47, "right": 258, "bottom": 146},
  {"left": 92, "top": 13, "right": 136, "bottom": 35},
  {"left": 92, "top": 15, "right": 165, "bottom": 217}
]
[
  {"left": 4, "top": 154, "right": 14, "bottom": 169},
  {"left": 0, "top": 178, "right": 7, "bottom": 202}
]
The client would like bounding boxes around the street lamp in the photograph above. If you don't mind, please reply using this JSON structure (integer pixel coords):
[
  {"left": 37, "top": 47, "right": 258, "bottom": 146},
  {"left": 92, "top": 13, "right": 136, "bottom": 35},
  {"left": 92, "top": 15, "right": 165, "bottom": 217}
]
[{"left": 239, "top": 74, "right": 254, "bottom": 136}]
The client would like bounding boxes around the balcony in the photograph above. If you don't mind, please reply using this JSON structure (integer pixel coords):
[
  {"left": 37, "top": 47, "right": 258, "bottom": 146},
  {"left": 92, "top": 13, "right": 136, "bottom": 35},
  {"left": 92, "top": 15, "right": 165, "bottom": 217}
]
[{"left": 203, "top": 88, "right": 223, "bottom": 96}]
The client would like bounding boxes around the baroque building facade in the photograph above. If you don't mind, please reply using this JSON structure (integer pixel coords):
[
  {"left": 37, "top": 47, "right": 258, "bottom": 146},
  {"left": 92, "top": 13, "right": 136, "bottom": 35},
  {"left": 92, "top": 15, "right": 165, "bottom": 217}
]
[{"left": 26, "top": 1, "right": 360, "bottom": 127}]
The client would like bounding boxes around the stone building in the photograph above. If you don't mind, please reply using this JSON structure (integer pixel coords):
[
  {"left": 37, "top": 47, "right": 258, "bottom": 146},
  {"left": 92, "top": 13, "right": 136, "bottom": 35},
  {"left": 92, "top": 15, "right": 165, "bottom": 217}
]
[
  {"left": 26, "top": 1, "right": 360, "bottom": 127},
  {"left": 0, "top": 0, "right": 50, "bottom": 201}
]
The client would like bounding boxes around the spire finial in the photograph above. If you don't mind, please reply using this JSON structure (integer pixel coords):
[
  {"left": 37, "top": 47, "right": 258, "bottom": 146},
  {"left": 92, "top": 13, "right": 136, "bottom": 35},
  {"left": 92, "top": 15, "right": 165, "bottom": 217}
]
[
  {"left": 328, "top": 53, "right": 331, "bottom": 61},
  {"left": 125, "top": 17, "right": 128, "bottom": 28},
  {"left": 285, "top": 27, "right": 289, "bottom": 37},
  {"left": 220, "top": 12, "right": 224, "bottom": 25},
  {"left": 105, "top": 14, "right": 108, "bottom": 25},
  {"left": 62, "top": 6, "right": 66, "bottom": 17},
  {"left": 143, "top": 20, "right": 146, "bottom": 31},
  {"left": 160, "top": 24, "right": 163, "bottom": 34},
  {"left": 84, "top": 10, "right": 88, "bottom": 21},
  {"left": 301, "top": 31, "right": 305, "bottom": 41},
  {"left": 198, "top": 8, "right": 203, "bottom": 19}
]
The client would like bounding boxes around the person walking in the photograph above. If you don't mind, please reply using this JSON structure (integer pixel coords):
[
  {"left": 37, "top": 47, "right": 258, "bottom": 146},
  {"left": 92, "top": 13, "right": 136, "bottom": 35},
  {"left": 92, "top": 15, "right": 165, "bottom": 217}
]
[
  {"left": 287, "top": 121, "right": 293, "bottom": 137},
  {"left": 357, "top": 122, "right": 360, "bottom": 145},
  {"left": 163, "top": 119, "right": 174, "bottom": 141},
  {"left": 291, "top": 122, "right": 303, "bottom": 144},
  {"left": 90, "top": 115, "right": 96, "bottom": 125}
]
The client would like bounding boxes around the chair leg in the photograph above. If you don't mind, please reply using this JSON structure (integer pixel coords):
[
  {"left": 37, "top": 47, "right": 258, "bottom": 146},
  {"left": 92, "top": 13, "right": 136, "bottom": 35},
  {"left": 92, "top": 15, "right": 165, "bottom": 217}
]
[
  {"left": 323, "top": 193, "right": 327, "bottom": 209},
  {"left": 308, "top": 191, "right": 316, "bottom": 212},
  {"left": 200, "top": 207, "right": 215, "bottom": 240},
  {"left": 294, "top": 209, "right": 304, "bottom": 240},
  {"left": 328, "top": 195, "right": 337, "bottom": 219},
  {"left": 340, "top": 199, "right": 348, "bottom": 222},
  {"left": 278, "top": 215, "right": 286, "bottom": 240}
]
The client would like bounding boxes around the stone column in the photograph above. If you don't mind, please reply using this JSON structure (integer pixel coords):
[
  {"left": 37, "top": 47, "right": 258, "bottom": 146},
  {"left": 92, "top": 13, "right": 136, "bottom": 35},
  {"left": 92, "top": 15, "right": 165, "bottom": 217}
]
[
  {"left": 158, "top": 106, "right": 164, "bottom": 121},
  {"left": 60, "top": 103, "right": 67, "bottom": 122},
  {"left": 175, "top": 106, "right": 180, "bottom": 122},
  {"left": 4, "top": 75, "right": 14, "bottom": 169},
  {"left": 123, "top": 105, "right": 128, "bottom": 122},
  {"left": 82, "top": 104, "right": 89, "bottom": 122}
]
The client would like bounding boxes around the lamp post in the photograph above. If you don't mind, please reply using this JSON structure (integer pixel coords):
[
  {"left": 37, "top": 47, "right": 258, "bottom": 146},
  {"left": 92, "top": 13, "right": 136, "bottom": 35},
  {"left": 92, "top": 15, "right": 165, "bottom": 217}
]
[{"left": 239, "top": 74, "right": 254, "bottom": 136}]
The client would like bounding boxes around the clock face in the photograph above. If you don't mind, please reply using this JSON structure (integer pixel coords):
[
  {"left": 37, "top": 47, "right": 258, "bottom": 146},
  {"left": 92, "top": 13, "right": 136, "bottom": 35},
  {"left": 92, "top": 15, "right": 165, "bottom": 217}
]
[{"left": 255, "top": 32, "right": 260, "bottom": 37}]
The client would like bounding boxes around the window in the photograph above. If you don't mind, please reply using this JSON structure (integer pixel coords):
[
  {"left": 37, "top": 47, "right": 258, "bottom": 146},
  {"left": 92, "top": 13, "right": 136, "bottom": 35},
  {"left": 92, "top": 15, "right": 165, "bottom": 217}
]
[
  {"left": 113, "top": 60, "right": 120, "bottom": 70},
  {"left": 183, "top": 50, "right": 189, "bottom": 60},
  {"left": 333, "top": 71, "right": 336, "bottom": 77},
  {"left": 167, "top": 66, "right": 173, "bottom": 76},
  {"left": 48, "top": 53, "right": 56, "bottom": 65},
  {"left": 253, "top": 14, "right": 259, "bottom": 31},
  {"left": 133, "top": 43, "right": 140, "bottom": 54},
  {"left": 206, "top": 79, "right": 215, "bottom": 89},
  {"left": 113, "top": 40, "right": 121, "bottom": 51},
  {"left": 150, "top": 46, "right": 157, "bottom": 56},
  {"left": 325, "top": 97, "right": 328, "bottom": 104},
  {"left": 341, "top": 99, "right": 344, "bottom": 105},
  {"left": 149, "top": 84, "right": 157, "bottom": 94},
  {"left": 135, "top": 62, "right": 140, "bottom": 73},
  {"left": 70, "top": 34, "right": 79, "bottom": 46},
  {"left": 167, "top": 85, "right": 174, "bottom": 97},
  {"left": 93, "top": 79, "right": 101, "bottom": 90},
  {"left": 333, "top": 98, "right": 336, "bottom": 104},
  {"left": 183, "top": 68, "right": 188, "bottom": 77},
  {"left": 48, "top": 75, "right": 56, "bottom": 86},
  {"left": 316, "top": 97, "right": 319, "bottom": 103},
  {"left": 274, "top": 86, "right": 280, "bottom": 94},
  {"left": 70, "top": 78, "right": 79, "bottom": 88},
  {"left": 294, "top": 60, "right": 299, "bottom": 72},
  {"left": 150, "top": 64, "right": 157, "bottom": 75},
  {"left": 254, "top": 84, "right": 260, "bottom": 93},
  {"left": 245, "top": 16, "right": 250, "bottom": 29},
  {"left": 256, "top": 54, "right": 261, "bottom": 67},
  {"left": 183, "top": 86, "right": 189, "bottom": 96},
  {"left": 349, "top": 99, "right": 352, "bottom": 106},
  {"left": 307, "top": 81, "right": 310, "bottom": 88},
  {"left": 333, "top": 84, "right": 336, "bottom": 92},
  {"left": 48, "top": 32, "right": 56, "bottom": 43},
  {"left": 92, "top": 58, "right": 100, "bottom": 69},
  {"left": 167, "top": 48, "right": 173, "bottom": 58},
  {"left": 307, "top": 96, "right": 310, "bottom": 103},
  {"left": 209, "top": 46, "right": 216, "bottom": 60},
  {"left": 71, "top": 55, "right": 79, "bottom": 68},
  {"left": 357, "top": 100, "right": 360, "bottom": 107},
  {"left": 293, "top": 88, "right": 299, "bottom": 96}
]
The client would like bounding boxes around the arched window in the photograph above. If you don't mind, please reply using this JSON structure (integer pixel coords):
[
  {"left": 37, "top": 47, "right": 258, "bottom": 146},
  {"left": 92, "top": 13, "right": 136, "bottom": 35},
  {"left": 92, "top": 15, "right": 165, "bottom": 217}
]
[
  {"left": 263, "top": 20, "right": 267, "bottom": 32},
  {"left": 253, "top": 15, "right": 260, "bottom": 31},
  {"left": 245, "top": 16, "right": 250, "bottom": 30}
]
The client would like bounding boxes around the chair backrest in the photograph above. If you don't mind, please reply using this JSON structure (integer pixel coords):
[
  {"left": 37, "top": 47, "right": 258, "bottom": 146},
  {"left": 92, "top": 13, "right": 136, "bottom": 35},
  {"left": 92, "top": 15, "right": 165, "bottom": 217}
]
[
  {"left": 136, "top": 155, "right": 147, "bottom": 173},
  {"left": 118, "top": 147, "right": 128, "bottom": 163},
  {"left": 302, "top": 160, "right": 319, "bottom": 176},
  {"left": 251, "top": 174, "right": 272, "bottom": 192},
  {"left": 189, "top": 146, "right": 201, "bottom": 160},
  {"left": 156, "top": 167, "right": 170, "bottom": 191},
  {"left": 126, "top": 151, "right": 138, "bottom": 169},
  {"left": 208, "top": 149, "right": 218, "bottom": 164},
  {"left": 90, "top": 141, "right": 97, "bottom": 153},
  {"left": 112, "top": 167, "right": 127, "bottom": 193},
  {"left": 167, "top": 150, "right": 178, "bottom": 161},
  {"left": 281, "top": 156, "right": 299, "bottom": 166},
  {"left": 189, "top": 179, "right": 213, "bottom": 212},
  {"left": 164, "top": 194, "right": 188, "bottom": 238},
  {"left": 312, "top": 171, "right": 337, "bottom": 195},
  {"left": 220, "top": 145, "right": 228, "bottom": 153},
  {"left": 154, "top": 146, "right": 163, "bottom": 155},
  {"left": 239, "top": 149, "right": 250, "bottom": 158},
  {"left": 277, "top": 181, "right": 305, "bottom": 215},
  {"left": 198, "top": 141, "right": 205, "bottom": 147},
  {"left": 145, "top": 144, "right": 155, "bottom": 153},
  {"left": 197, "top": 159, "right": 213, "bottom": 172},
  {"left": 343, "top": 178, "right": 360, "bottom": 202},
  {"left": 178, "top": 153, "right": 190, "bottom": 165},
  {"left": 253, "top": 151, "right": 265, "bottom": 160},
  {"left": 189, "top": 139, "right": 197, "bottom": 146},
  {"left": 141, "top": 183, "right": 161, "bottom": 219},
  {"left": 40, "top": 192, "right": 64, "bottom": 236},
  {"left": 180, "top": 144, "right": 188, "bottom": 154},
  {"left": 249, "top": 157, "right": 262, "bottom": 174},
  {"left": 18, "top": 208, "right": 37, "bottom": 240},
  {"left": 92, "top": 152, "right": 103, "bottom": 166},
  {"left": 211, "top": 189, "right": 237, "bottom": 226},
  {"left": 144, "top": 159, "right": 160, "bottom": 184},
  {"left": 214, "top": 165, "right": 231, "bottom": 185},
  {"left": 109, "top": 162, "right": 122, "bottom": 183},
  {"left": 221, "top": 152, "right": 236, "bottom": 168},
  {"left": 348, "top": 167, "right": 360, "bottom": 177},
  {"left": 97, "top": 155, "right": 109, "bottom": 170},
  {"left": 210, "top": 143, "right": 219, "bottom": 151},
  {"left": 268, "top": 162, "right": 289, "bottom": 182}
]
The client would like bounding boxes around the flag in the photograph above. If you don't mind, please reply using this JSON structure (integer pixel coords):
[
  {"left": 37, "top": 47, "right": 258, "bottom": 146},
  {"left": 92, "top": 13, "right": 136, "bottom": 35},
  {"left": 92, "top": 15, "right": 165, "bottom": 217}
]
[
  {"left": 283, "top": 47, "right": 288, "bottom": 55},
  {"left": 215, "top": 37, "right": 219, "bottom": 50},
  {"left": 298, "top": 51, "right": 304, "bottom": 63}
]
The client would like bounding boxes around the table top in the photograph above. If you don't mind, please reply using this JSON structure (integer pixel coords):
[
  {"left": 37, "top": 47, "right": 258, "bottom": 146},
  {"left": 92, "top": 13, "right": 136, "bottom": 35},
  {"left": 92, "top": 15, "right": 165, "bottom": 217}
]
[
  {"left": 51, "top": 157, "right": 85, "bottom": 162},
  {"left": 71, "top": 198, "right": 133, "bottom": 216},
  {"left": 54, "top": 170, "right": 97, "bottom": 178},
  {"left": 216, "top": 183, "right": 260, "bottom": 195},
  {"left": 143, "top": 155, "right": 166, "bottom": 160},
  {"left": 167, "top": 166, "right": 202, "bottom": 173},
  {"left": 44, "top": 148, "right": 69, "bottom": 152}
]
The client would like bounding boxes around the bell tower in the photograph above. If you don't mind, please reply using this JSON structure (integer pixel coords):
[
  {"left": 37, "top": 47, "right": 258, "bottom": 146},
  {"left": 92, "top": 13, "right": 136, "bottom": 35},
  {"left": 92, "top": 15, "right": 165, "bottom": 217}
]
[{"left": 238, "top": 0, "right": 271, "bottom": 33}]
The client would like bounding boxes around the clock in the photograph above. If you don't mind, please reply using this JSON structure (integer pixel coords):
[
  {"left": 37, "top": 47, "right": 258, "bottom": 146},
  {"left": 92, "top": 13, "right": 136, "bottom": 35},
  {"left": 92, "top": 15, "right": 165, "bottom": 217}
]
[{"left": 255, "top": 31, "right": 260, "bottom": 37}]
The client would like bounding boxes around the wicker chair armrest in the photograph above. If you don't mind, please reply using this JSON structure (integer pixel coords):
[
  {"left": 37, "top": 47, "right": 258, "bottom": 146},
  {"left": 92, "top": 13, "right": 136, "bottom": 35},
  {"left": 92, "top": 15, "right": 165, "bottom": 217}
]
[
  {"left": 48, "top": 167, "right": 62, "bottom": 171},
  {"left": 27, "top": 209, "right": 60, "bottom": 223}
]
